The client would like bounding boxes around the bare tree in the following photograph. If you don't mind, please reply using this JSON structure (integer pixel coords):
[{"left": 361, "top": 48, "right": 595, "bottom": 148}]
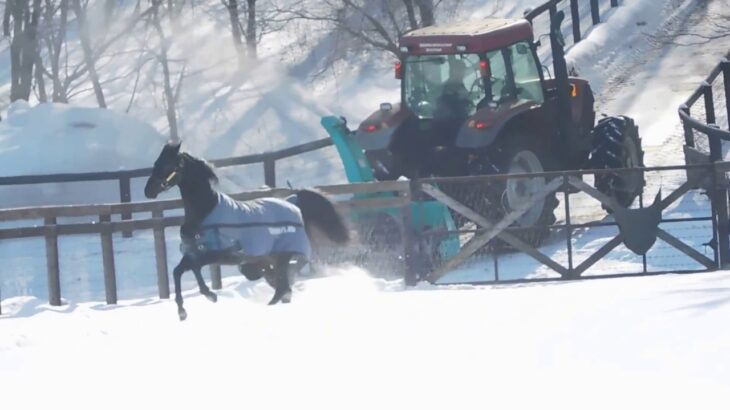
[
  {"left": 34, "top": 1, "right": 154, "bottom": 103},
  {"left": 282, "top": 0, "right": 451, "bottom": 58},
  {"left": 40, "top": 0, "right": 69, "bottom": 102},
  {"left": 224, "top": 0, "right": 246, "bottom": 64},
  {"left": 151, "top": 0, "right": 180, "bottom": 141},
  {"left": 71, "top": 0, "right": 106, "bottom": 107},
  {"left": 224, "top": 0, "right": 293, "bottom": 63},
  {"left": 4, "top": 0, "right": 44, "bottom": 102},
  {"left": 242, "top": 0, "right": 257, "bottom": 59}
]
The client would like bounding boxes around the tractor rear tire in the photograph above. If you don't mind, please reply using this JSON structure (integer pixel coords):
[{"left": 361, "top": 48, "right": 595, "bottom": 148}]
[
  {"left": 590, "top": 116, "right": 645, "bottom": 209},
  {"left": 467, "top": 137, "right": 559, "bottom": 248}
]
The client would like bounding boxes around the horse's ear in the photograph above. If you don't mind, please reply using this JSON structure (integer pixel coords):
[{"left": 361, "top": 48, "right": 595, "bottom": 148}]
[{"left": 165, "top": 140, "right": 181, "bottom": 155}]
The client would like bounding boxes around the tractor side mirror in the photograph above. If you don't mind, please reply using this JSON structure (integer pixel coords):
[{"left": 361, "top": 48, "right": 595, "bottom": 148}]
[{"left": 516, "top": 43, "right": 530, "bottom": 55}]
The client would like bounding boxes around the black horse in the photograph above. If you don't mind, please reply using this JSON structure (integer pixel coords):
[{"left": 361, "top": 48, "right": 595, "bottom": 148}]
[{"left": 144, "top": 142, "right": 349, "bottom": 320}]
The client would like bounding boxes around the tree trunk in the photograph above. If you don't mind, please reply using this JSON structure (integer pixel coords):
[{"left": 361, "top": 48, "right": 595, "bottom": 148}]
[
  {"left": 72, "top": 0, "right": 107, "bottom": 108},
  {"left": 50, "top": 0, "right": 68, "bottom": 102},
  {"left": 226, "top": 0, "right": 245, "bottom": 66},
  {"left": 9, "top": 0, "right": 42, "bottom": 102},
  {"left": 35, "top": 51, "right": 47, "bottom": 102},
  {"left": 152, "top": 1, "right": 180, "bottom": 142},
  {"left": 3, "top": 0, "right": 11, "bottom": 37},
  {"left": 414, "top": 0, "right": 434, "bottom": 27},
  {"left": 245, "top": 0, "right": 257, "bottom": 59},
  {"left": 9, "top": 0, "right": 23, "bottom": 100},
  {"left": 104, "top": 0, "right": 115, "bottom": 26},
  {"left": 402, "top": 0, "right": 419, "bottom": 30}
]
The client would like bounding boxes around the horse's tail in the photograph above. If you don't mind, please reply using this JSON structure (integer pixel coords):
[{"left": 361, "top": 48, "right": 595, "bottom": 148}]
[{"left": 295, "top": 189, "right": 350, "bottom": 244}]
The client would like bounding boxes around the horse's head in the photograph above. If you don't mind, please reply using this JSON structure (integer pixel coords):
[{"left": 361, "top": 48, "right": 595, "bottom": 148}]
[{"left": 145, "top": 141, "right": 183, "bottom": 199}]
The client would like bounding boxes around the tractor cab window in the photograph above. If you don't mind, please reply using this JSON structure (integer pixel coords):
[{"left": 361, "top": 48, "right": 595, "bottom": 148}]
[
  {"left": 404, "top": 54, "right": 484, "bottom": 119},
  {"left": 509, "top": 42, "right": 544, "bottom": 104},
  {"left": 484, "top": 42, "right": 543, "bottom": 105}
]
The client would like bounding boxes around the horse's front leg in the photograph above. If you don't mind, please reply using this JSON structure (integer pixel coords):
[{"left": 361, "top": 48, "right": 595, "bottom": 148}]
[{"left": 172, "top": 255, "right": 194, "bottom": 321}]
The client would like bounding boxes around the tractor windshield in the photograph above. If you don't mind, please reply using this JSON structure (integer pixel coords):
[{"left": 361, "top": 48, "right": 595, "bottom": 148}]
[
  {"left": 404, "top": 54, "right": 484, "bottom": 119},
  {"left": 403, "top": 42, "right": 544, "bottom": 119}
]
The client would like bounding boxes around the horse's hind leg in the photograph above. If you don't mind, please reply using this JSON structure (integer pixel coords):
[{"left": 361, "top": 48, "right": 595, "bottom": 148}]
[
  {"left": 192, "top": 266, "right": 217, "bottom": 303},
  {"left": 267, "top": 254, "right": 293, "bottom": 305}
]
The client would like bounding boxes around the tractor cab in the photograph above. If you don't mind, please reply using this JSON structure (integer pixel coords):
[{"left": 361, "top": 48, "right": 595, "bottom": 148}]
[
  {"left": 355, "top": 17, "right": 595, "bottom": 180},
  {"left": 400, "top": 20, "right": 544, "bottom": 121}
]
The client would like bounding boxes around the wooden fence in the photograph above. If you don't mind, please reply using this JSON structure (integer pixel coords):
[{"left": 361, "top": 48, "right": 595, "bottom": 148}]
[{"left": 0, "top": 181, "right": 411, "bottom": 312}]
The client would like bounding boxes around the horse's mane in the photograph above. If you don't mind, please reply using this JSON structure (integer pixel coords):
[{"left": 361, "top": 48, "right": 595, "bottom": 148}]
[{"left": 181, "top": 153, "right": 219, "bottom": 185}]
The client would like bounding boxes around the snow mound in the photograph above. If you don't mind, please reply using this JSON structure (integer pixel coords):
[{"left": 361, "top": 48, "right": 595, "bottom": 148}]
[{"left": 0, "top": 101, "right": 168, "bottom": 176}]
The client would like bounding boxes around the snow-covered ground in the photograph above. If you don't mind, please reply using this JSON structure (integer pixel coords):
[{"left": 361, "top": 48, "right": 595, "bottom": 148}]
[
  {"left": 2, "top": 1, "right": 730, "bottom": 406},
  {"left": 2, "top": 269, "right": 730, "bottom": 409}
]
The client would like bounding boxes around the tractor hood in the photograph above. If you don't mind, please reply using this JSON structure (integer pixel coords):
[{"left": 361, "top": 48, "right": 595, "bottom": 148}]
[
  {"left": 456, "top": 99, "right": 539, "bottom": 149},
  {"left": 355, "top": 103, "right": 411, "bottom": 150}
]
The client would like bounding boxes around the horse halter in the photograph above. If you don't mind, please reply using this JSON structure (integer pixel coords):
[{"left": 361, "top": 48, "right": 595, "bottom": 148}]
[{"left": 159, "top": 166, "right": 180, "bottom": 191}]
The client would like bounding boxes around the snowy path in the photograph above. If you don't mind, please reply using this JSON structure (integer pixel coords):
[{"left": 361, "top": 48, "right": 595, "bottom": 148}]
[{"left": 2, "top": 269, "right": 730, "bottom": 409}]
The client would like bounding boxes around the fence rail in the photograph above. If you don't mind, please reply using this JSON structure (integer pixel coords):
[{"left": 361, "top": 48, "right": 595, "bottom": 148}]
[
  {"left": 679, "top": 52, "right": 730, "bottom": 161},
  {"left": 526, "top": 0, "right": 621, "bottom": 46}
]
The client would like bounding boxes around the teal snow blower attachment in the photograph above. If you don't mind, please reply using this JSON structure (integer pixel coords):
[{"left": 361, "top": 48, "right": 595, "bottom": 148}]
[{"left": 321, "top": 115, "right": 460, "bottom": 277}]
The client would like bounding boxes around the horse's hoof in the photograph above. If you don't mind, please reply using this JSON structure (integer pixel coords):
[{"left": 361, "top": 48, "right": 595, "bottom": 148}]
[
  {"left": 282, "top": 293, "right": 292, "bottom": 304},
  {"left": 178, "top": 310, "right": 188, "bottom": 321},
  {"left": 205, "top": 292, "right": 218, "bottom": 303}
]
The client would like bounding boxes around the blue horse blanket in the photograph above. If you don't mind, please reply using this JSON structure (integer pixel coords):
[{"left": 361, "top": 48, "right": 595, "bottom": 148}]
[{"left": 182, "top": 193, "right": 311, "bottom": 259}]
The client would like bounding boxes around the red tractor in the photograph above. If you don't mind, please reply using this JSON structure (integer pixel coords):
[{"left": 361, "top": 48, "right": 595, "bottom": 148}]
[{"left": 354, "top": 10, "right": 644, "bottom": 245}]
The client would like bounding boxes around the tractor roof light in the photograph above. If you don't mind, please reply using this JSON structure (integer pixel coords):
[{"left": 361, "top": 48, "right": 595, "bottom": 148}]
[
  {"left": 399, "top": 46, "right": 409, "bottom": 53},
  {"left": 456, "top": 45, "right": 467, "bottom": 52}
]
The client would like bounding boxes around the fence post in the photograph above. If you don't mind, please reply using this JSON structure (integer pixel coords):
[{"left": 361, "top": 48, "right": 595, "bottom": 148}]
[
  {"left": 402, "top": 181, "right": 417, "bottom": 286},
  {"left": 152, "top": 209, "right": 170, "bottom": 299},
  {"left": 100, "top": 214, "right": 118, "bottom": 304},
  {"left": 264, "top": 158, "right": 276, "bottom": 188},
  {"left": 590, "top": 0, "right": 600, "bottom": 25},
  {"left": 209, "top": 265, "right": 222, "bottom": 290},
  {"left": 703, "top": 83, "right": 720, "bottom": 161},
  {"left": 570, "top": 0, "right": 581, "bottom": 43},
  {"left": 45, "top": 216, "right": 62, "bottom": 306},
  {"left": 680, "top": 105, "right": 695, "bottom": 148},
  {"left": 722, "top": 60, "right": 730, "bottom": 131},
  {"left": 712, "top": 162, "right": 730, "bottom": 268},
  {"left": 119, "top": 176, "right": 132, "bottom": 238}
]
